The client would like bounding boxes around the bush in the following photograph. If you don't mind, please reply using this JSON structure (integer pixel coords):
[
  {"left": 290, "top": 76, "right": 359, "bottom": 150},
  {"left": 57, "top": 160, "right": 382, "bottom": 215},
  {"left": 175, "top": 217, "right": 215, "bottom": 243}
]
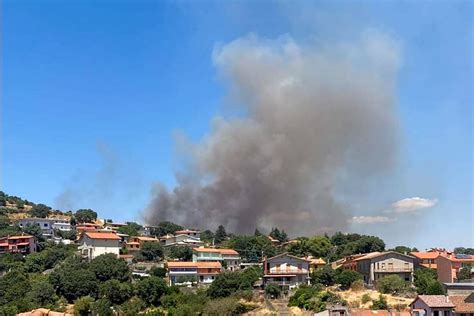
[
  {"left": 426, "top": 280, "right": 445, "bottom": 295},
  {"left": 377, "top": 275, "right": 408, "bottom": 294},
  {"left": 99, "top": 279, "right": 132, "bottom": 305},
  {"left": 74, "top": 296, "right": 94, "bottom": 316},
  {"left": 288, "top": 285, "right": 321, "bottom": 310},
  {"left": 335, "top": 270, "right": 362, "bottom": 290},
  {"left": 149, "top": 266, "right": 167, "bottom": 278},
  {"left": 118, "top": 297, "right": 147, "bottom": 316},
  {"left": 265, "top": 283, "right": 281, "bottom": 298},
  {"left": 371, "top": 294, "right": 388, "bottom": 310},
  {"left": 361, "top": 293, "right": 371, "bottom": 304},
  {"left": 135, "top": 276, "right": 168, "bottom": 306},
  {"left": 414, "top": 268, "right": 438, "bottom": 294},
  {"left": 351, "top": 279, "right": 365, "bottom": 291},
  {"left": 27, "top": 278, "right": 57, "bottom": 308},
  {"left": 89, "top": 253, "right": 130, "bottom": 282},
  {"left": 311, "top": 265, "right": 337, "bottom": 286},
  {"left": 207, "top": 268, "right": 261, "bottom": 298},
  {"left": 91, "top": 298, "right": 113, "bottom": 316},
  {"left": 140, "top": 242, "right": 164, "bottom": 261},
  {"left": 203, "top": 297, "right": 239, "bottom": 315}
]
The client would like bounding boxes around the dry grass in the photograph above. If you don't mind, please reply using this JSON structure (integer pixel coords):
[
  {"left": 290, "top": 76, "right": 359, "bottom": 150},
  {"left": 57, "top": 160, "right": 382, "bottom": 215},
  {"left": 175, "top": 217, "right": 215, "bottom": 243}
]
[{"left": 338, "top": 288, "right": 413, "bottom": 309}]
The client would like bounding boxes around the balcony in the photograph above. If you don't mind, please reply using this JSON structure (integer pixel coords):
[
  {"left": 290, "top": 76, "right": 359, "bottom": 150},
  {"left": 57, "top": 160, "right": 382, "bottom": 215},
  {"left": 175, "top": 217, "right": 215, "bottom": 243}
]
[{"left": 374, "top": 268, "right": 412, "bottom": 273}]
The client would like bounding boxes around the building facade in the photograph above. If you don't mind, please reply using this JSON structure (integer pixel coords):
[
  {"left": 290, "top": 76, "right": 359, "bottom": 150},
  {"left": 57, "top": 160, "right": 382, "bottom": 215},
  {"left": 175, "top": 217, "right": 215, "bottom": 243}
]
[
  {"left": 0, "top": 235, "right": 36, "bottom": 254},
  {"left": 436, "top": 254, "right": 474, "bottom": 283},
  {"left": 263, "top": 253, "right": 310, "bottom": 288},
  {"left": 410, "top": 295, "right": 455, "bottom": 316},
  {"left": 77, "top": 231, "right": 121, "bottom": 261},
  {"left": 192, "top": 247, "right": 241, "bottom": 271},
  {"left": 16, "top": 218, "right": 70, "bottom": 238},
  {"left": 167, "top": 261, "right": 222, "bottom": 285},
  {"left": 355, "top": 251, "right": 416, "bottom": 285}
]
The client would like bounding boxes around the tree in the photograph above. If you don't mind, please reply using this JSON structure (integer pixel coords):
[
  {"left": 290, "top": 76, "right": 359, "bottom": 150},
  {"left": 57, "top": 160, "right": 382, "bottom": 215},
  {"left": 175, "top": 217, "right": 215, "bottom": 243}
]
[
  {"left": 311, "top": 265, "right": 337, "bottom": 286},
  {"left": 377, "top": 275, "right": 407, "bottom": 294},
  {"left": 149, "top": 267, "right": 167, "bottom": 278},
  {"left": 200, "top": 230, "right": 215, "bottom": 243},
  {"left": 270, "top": 227, "right": 288, "bottom": 242},
  {"left": 265, "top": 283, "right": 281, "bottom": 298},
  {"left": 166, "top": 246, "right": 192, "bottom": 261},
  {"left": 22, "top": 223, "right": 44, "bottom": 243},
  {"left": 135, "top": 276, "right": 168, "bottom": 306},
  {"left": 74, "top": 296, "right": 94, "bottom": 316},
  {"left": 454, "top": 247, "right": 474, "bottom": 255},
  {"left": 287, "top": 237, "right": 311, "bottom": 257},
  {"left": 89, "top": 253, "right": 130, "bottom": 282},
  {"left": 426, "top": 281, "right": 445, "bottom": 295},
  {"left": 99, "top": 279, "right": 132, "bottom": 305},
  {"left": 118, "top": 222, "right": 142, "bottom": 237},
  {"left": 371, "top": 294, "right": 388, "bottom": 310},
  {"left": 49, "top": 258, "right": 99, "bottom": 302},
  {"left": 214, "top": 225, "right": 228, "bottom": 244},
  {"left": 254, "top": 228, "right": 262, "bottom": 236},
  {"left": 414, "top": 268, "right": 438, "bottom": 294},
  {"left": 457, "top": 265, "right": 472, "bottom": 281},
  {"left": 308, "top": 236, "right": 332, "bottom": 258},
  {"left": 75, "top": 209, "right": 98, "bottom": 223},
  {"left": 91, "top": 298, "right": 113, "bottom": 316},
  {"left": 30, "top": 203, "right": 51, "bottom": 218},
  {"left": 27, "top": 279, "right": 57, "bottom": 308},
  {"left": 0, "top": 270, "right": 32, "bottom": 313},
  {"left": 391, "top": 246, "right": 413, "bottom": 254},
  {"left": 207, "top": 269, "right": 261, "bottom": 298},
  {"left": 140, "top": 242, "right": 164, "bottom": 261},
  {"left": 335, "top": 270, "right": 362, "bottom": 290},
  {"left": 151, "top": 221, "right": 183, "bottom": 237},
  {"left": 225, "top": 235, "right": 277, "bottom": 262}
]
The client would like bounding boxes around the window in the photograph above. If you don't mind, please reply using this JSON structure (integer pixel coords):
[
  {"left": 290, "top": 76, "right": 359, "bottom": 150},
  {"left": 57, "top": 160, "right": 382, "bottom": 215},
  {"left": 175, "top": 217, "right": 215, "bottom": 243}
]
[
  {"left": 297, "top": 264, "right": 302, "bottom": 271},
  {"left": 433, "top": 311, "right": 439, "bottom": 316},
  {"left": 44, "top": 223, "right": 48, "bottom": 227},
  {"left": 444, "top": 311, "right": 450, "bottom": 316}
]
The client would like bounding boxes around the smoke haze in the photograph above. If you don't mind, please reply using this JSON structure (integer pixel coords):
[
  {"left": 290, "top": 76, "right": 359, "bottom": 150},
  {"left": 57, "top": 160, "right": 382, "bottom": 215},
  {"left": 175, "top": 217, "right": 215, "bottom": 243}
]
[{"left": 144, "top": 33, "right": 401, "bottom": 235}]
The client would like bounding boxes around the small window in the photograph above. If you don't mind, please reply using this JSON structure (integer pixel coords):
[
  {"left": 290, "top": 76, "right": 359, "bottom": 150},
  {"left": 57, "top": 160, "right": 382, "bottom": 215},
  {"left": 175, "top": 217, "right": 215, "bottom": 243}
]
[
  {"left": 44, "top": 223, "right": 48, "bottom": 227},
  {"left": 444, "top": 311, "right": 450, "bottom": 316},
  {"left": 434, "top": 311, "right": 439, "bottom": 316}
]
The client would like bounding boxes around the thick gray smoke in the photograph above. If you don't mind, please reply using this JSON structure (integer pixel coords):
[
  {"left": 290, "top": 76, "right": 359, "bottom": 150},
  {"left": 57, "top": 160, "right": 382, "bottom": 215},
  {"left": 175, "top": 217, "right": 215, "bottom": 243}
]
[{"left": 144, "top": 33, "right": 400, "bottom": 235}]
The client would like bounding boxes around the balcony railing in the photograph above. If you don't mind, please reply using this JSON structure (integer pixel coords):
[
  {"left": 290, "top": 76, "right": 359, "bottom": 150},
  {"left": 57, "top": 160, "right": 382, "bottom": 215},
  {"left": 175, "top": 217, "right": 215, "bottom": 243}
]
[{"left": 374, "top": 268, "right": 412, "bottom": 272}]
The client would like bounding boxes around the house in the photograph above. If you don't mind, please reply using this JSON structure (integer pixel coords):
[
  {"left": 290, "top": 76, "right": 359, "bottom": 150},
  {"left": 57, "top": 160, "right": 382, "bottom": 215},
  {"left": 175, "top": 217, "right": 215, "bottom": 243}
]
[
  {"left": 125, "top": 236, "right": 160, "bottom": 252},
  {"left": 350, "top": 310, "right": 409, "bottom": 316},
  {"left": 167, "top": 261, "right": 222, "bottom": 285},
  {"left": 331, "top": 254, "right": 367, "bottom": 270},
  {"left": 443, "top": 283, "right": 474, "bottom": 296},
  {"left": 159, "top": 234, "right": 203, "bottom": 247},
  {"left": 410, "top": 249, "right": 451, "bottom": 270},
  {"left": 410, "top": 295, "right": 455, "bottom": 316},
  {"left": 355, "top": 251, "right": 416, "bottom": 285},
  {"left": 138, "top": 225, "right": 157, "bottom": 236},
  {"left": 175, "top": 229, "right": 201, "bottom": 239},
  {"left": 449, "top": 294, "right": 474, "bottom": 316},
  {"left": 0, "top": 235, "right": 36, "bottom": 254},
  {"left": 263, "top": 252, "right": 310, "bottom": 288},
  {"left": 192, "top": 247, "right": 241, "bottom": 271},
  {"left": 77, "top": 231, "right": 121, "bottom": 261},
  {"left": 16, "top": 218, "right": 70, "bottom": 238},
  {"left": 305, "top": 256, "right": 326, "bottom": 273},
  {"left": 436, "top": 254, "right": 474, "bottom": 283},
  {"left": 314, "top": 304, "right": 348, "bottom": 316}
]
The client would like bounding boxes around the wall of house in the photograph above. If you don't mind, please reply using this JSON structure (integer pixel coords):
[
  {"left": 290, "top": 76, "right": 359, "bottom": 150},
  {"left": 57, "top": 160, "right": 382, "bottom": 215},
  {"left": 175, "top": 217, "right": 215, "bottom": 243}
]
[
  {"left": 80, "top": 237, "right": 120, "bottom": 259},
  {"left": 437, "top": 256, "right": 455, "bottom": 283},
  {"left": 267, "top": 256, "right": 309, "bottom": 274},
  {"left": 411, "top": 299, "right": 453, "bottom": 316}
]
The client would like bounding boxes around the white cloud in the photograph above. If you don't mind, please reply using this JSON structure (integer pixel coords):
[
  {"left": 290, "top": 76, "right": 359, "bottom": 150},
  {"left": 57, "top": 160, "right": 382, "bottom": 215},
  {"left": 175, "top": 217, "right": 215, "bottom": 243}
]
[
  {"left": 350, "top": 216, "right": 396, "bottom": 224},
  {"left": 389, "top": 197, "right": 438, "bottom": 214}
]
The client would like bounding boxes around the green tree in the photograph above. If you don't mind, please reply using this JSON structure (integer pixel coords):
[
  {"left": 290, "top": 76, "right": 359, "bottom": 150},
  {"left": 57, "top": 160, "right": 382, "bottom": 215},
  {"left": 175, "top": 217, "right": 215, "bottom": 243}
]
[
  {"left": 286, "top": 237, "right": 312, "bottom": 257},
  {"left": 311, "top": 265, "right": 337, "bottom": 286},
  {"left": 225, "top": 235, "right": 277, "bottom": 262},
  {"left": 151, "top": 221, "right": 183, "bottom": 237},
  {"left": 22, "top": 223, "right": 45, "bottom": 243},
  {"left": 214, "top": 225, "right": 228, "bottom": 244},
  {"left": 377, "top": 275, "right": 407, "bottom": 294},
  {"left": 265, "top": 283, "right": 281, "bottom": 298},
  {"left": 0, "top": 269, "right": 32, "bottom": 313},
  {"left": 270, "top": 227, "right": 288, "bottom": 242},
  {"left": 135, "top": 276, "right": 168, "bottom": 306},
  {"left": 457, "top": 265, "right": 472, "bottom": 281},
  {"left": 200, "top": 230, "right": 215, "bottom": 243},
  {"left": 74, "top": 296, "right": 94, "bottom": 316},
  {"left": 371, "top": 294, "right": 389, "bottom": 310},
  {"left": 118, "top": 222, "right": 142, "bottom": 237},
  {"left": 149, "top": 266, "right": 167, "bottom": 278},
  {"left": 49, "top": 258, "right": 99, "bottom": 302},
  {"left": 75, "top": 209, "right": 98, "bottom": 223},
  {"left": 390, "top": 246, "right": 413, "bottom": 254},
  {"left": 308, "top": 236, "right": 332, "bottom": 258},
  {"left": 454, "top": 247, "right": 474, "bottom": 255},
  {"left": 91, "top": 298, "right": 113, "bottom": 316},
  {"left": 27, "top": 278, "right": 57, "bottom": 308},
  {"left": 335, "top": 270, "right": 362, "bottom": 290},
  {"left": 30, "top": 203, "right": 51, "bottom": 218},
  {"left": 89, "top": 253, "right": 130, "bottom": 282},
  {"left": 207, "top": 268, "right": 261, "bottom": 298},
  {"left": 426, "top": 281, "right": 445, "bottom": 295},
  {"left": 166, "top": 246, "right": 193, "bottom": 261},
  {"left": 140, "top": 242, "right": 164, "bottom": 261},
  {"left": 99, "top": 279, "right": 132, "bottom": 305},
  {"left": 414, "top": 268, "right": 438, "bottom": 294}
]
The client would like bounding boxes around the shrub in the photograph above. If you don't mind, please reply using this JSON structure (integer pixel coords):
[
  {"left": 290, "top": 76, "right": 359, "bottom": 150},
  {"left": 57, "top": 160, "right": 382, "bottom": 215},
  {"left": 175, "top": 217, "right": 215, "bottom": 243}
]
[
  {"left": 414, "top": 268, "right": 438, "bottom": 294},
  {"left": 361, "top": 293, "right": 371, "bottom": 304},
  {"left": 426, "top": 280, "right": 445, "bottom": 295},
  {"left": 149, "top": 266, "right": 167, "bottom": 278},
  {"left": 336, "top": 270, "right": 362, "bottom": 290},
  {"left": 118, "top": 297, "right": 147, "bottom": 316},
  {"left": 351, "top": 279, "right": 365, "bottom": 291},
  {"left": 89, "top": 253, "right": 130, "bottom": 282},
  {"left": 371, "top": 294, "right": 388, "bottom": 310},
  {"left": 265, "top": 283, "right": 281, "bottom": 298},
  {"left": 135, "top": 276, "right": 168, "bottom": 306},
  {"left": 99, "top": 279, "right": 132, "bottom": 305},
  {"left": 203, "top": 297, "right": 239, "bottom": 315},
  {"left": 377, "top": 275, "right": 407, "bottom": 294},
  {"left": 74, "top": 296, "right": 94, "bottom": 316},
  {"left": 288, "top": 285, "right": 321, "bottom": 310},
  {"left": 91, "top": 298, "right": 113, "bottom": 316}
]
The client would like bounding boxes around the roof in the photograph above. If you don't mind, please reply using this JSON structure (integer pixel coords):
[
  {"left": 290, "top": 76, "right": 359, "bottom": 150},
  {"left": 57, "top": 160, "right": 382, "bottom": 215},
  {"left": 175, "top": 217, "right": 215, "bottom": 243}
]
[
  {"left": 412, "top": 295, "right": 455, "bottom": 308},
  {"left": 305, "top": 256, "right": 326, "bottom": 264},
  {"left": 410, "top": 252, "right": 441, "bottom": 260},
  {"left": 355, "top": 251, "right": 416, "bottom": 262},
  {"left": 167, "top": 261, "right": 222, "bottom": 268},
  {"left": 438, "top": 254, "right": 474, "bottom": 263},
  {"left": 193, "top": 247, "right": 239, "bottom": 255},
  {"left": 175, "top": 229, "right": 200, "bottom": 234},
  {"left": 133, "top": 236, "right": 159, "bottom": 242},
  {"left": 266, "top": 252, "right": 310, "bottom": 262},
  {"left": 350, "top": 310, "right": 410, "bottom": 316},
  {"left": 6, "top": 235, "right": 34, "bottom": 240},
  {"left": 449, "top": 296, "right": 474, "bottom": 313},
  {"left": 84, "top": 232, "right": 121, "bottom": 240}
]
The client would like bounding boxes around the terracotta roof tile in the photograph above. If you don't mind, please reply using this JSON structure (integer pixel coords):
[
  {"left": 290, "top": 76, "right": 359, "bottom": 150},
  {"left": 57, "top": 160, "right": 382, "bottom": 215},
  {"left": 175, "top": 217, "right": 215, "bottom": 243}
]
[
  {"left": 449, "top": 296, "right": 474, "bottom": 313},
  {"left": 84, "top": 232, "right": 120, "bottom": 240},
  {"left": 415, "top": 295, "right": 455, "bottom": 308}
]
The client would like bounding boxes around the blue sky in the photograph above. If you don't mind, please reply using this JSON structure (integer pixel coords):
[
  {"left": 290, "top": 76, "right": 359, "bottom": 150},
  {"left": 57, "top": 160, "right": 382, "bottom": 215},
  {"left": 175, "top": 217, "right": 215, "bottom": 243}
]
[{"left": 2, "top": 0, "right": 472, "bottom": 249}]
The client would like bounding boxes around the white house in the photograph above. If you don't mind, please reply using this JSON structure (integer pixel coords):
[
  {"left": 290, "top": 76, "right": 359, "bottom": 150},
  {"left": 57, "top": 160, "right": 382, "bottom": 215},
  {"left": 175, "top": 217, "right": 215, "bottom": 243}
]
[
  {"left": 16, "top": 217, "right": 70, "bottom": 238},
  {"left": 159, "top": 234, "right": 203, "bottom": 247},
  {"left": 77, "top": 231, "right": 121, "bottom": 261},
  {"left": 263, "top": 253, "right": 311, "bottom": 289}
]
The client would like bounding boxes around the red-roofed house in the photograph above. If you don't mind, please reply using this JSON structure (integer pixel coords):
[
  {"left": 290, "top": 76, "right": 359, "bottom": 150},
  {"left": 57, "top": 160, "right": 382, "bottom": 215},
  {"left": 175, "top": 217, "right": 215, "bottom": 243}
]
[
  {"left": 166, "top": 261, "right": 222, "bottom": 285},
  {"left": 410, "top": 249, "right": 451, "bottom": 270},
  {"left": 77, "top": 231, "right": 121, "bottom": 260},
  {"left": 192, "top": 247, "right": 241, "bottom": 271},
  {"left": 0, "top": 234, "right": 36, "bottom": 254},
  {"left": 125, "top": 236, "right": 160, "bottom": 252},
  {"left": 410, "top": 295, "right": 455, "bottom": 316},
  {"left": 436, "top": 254, "right": 474, "bottom": 283}
]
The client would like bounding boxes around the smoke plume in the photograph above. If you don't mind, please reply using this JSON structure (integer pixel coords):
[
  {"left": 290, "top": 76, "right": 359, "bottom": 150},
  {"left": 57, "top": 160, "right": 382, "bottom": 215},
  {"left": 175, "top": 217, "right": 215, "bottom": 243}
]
[{"left": 144, "top": 33, "right": 401, "bottom": 235}]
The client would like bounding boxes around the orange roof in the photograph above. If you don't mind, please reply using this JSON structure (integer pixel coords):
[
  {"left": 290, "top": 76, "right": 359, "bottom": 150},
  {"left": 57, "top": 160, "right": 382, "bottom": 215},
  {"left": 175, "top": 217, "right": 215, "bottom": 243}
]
[
  {"left": 84, "top": 232, "right": 120, "bottom": 240},
  {"left": 134, "top": 236, "right": 159, "bottom": 242},
  {"left": 126, "top": 242, "right": 140, "bottom": 245},
  {"left": 167, "top": 261, "right": 222, "bottom": 268},
  {"left": 193, "top": 247, "right": 239, "bottom": 255},
  {"left": 76, "top": 226, "right": 97, "bottom": 231},
  {"left": 411, "top": 252, "right": 440, "bottom": 259},
  {"left": 450, "top": 296, "right": 474, "bottom": 313},
  {"left": 439, "top": 254, "right": 474, "bottom": 263}
]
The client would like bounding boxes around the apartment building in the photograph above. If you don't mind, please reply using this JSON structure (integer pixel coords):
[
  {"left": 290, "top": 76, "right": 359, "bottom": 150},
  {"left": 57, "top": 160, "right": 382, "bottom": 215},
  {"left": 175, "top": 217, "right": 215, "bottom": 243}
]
[
  {"left": 0, "top": 235, "right": 36, "bottom": 254},
  {"left": 263, "top": 253, "right": 310, "bottom": 288},
  {"left": 167, "top": 261, "right": 222, "bottom": 285},
  {"left": 436, "top": 254, "right": 474, "bottom": 283},
  {"left": 192, "top": 247, "right": 241, "bottom": 271},
  {"left": 77, "top": 231, "right": 121, "bottom": 261}
]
